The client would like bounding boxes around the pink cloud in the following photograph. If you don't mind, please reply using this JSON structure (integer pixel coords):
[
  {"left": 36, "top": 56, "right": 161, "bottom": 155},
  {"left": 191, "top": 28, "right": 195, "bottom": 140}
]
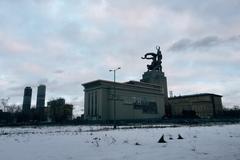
[
  {"left": 22, "top": 63, "right": 46, "bottom": 75},
  {"left": 0, "top": 32, "right": 33, "bottom": 54}
]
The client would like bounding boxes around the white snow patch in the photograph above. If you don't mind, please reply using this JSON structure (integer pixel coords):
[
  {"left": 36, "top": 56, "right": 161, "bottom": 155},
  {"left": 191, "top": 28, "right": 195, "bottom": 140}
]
[{"left": 0, "top": 124, "right": 240, "bottom": 160}]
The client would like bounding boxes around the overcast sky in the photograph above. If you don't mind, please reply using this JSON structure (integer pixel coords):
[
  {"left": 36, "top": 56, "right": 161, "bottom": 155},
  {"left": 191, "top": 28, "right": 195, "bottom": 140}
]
[{"left": 0, "top": 0, "right": 240, "bottom": 115}]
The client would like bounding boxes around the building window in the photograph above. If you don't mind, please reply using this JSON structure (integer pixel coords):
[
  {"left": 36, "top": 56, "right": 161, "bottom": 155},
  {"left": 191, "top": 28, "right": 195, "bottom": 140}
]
[
  {"left": 95, "top": 91, "right": 97, "bottom": 116},
  {"left": 91, "top": 93, "right": 94, "bottom": 116},
  {"left": 87, "top": 93, "right": 90, "bottom": 115}
]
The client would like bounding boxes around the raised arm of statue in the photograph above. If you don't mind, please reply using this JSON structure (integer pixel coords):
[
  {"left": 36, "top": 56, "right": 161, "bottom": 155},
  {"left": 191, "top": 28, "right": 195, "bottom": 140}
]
[
  {"left": 142, "top": 46, "right": 163, "bottom": 71},
  {"left": 141, "top": 53, "right": 157, "bottom": 60}
]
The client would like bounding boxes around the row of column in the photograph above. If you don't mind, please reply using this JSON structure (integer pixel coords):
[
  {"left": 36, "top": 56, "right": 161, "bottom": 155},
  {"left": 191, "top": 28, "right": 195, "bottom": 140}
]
[{"left": 87, "top": 91, "right": 98, "bottom": 117}]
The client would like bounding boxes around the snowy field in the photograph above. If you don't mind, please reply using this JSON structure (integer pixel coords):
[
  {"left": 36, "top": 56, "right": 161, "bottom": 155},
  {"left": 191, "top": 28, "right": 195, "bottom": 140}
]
[{"left": 0, "top": 124, "right": 240, "bottom": 160}]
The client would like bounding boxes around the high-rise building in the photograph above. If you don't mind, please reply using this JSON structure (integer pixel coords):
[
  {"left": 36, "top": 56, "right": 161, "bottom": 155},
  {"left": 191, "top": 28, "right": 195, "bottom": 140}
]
[
  {"left": 22, "top": 86, "right": 32, "bottom": 113},
  {"left": 36, "top": 84, "right": 46, "bottom": 108}
]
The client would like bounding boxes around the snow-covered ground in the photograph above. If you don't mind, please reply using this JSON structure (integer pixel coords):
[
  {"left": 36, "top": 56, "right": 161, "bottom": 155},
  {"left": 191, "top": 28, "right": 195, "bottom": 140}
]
[{"left": 0, "top": 124, "right": 240, "bottom": 160}]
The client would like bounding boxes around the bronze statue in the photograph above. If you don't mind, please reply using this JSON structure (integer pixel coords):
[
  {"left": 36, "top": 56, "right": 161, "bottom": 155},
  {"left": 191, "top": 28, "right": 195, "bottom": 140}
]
[{"left": 142, "top": 46, "right": 162, "bottom": 71}]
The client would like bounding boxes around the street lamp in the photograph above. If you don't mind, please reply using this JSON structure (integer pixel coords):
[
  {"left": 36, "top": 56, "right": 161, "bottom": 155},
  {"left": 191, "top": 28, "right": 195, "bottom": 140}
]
[{"left": 109, "top": 67, "right": 121, "bottom": 129}]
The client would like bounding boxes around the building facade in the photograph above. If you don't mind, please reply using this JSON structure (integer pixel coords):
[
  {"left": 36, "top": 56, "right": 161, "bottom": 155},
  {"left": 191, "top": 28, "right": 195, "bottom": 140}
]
[
  {"left": 82, "top": 46, "right": 168, "bottom": 121},
  {"left": 46, "top": 98, "right": 73, "bottom": 122},
  {"left": 22, "top": 86, "right": 32, "bottom": 113},
  {"left": 36, "top": 84, "right": 46, "bottom": 108},
  {"left": 83, "top": 80, "right": 165, "bottom": 121},
  {"left": 169, "top": 93, "right": 223, "bottom": 118}
]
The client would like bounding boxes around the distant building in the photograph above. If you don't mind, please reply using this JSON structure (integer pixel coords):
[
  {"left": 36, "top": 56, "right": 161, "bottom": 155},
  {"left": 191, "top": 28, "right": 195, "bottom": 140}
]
[
  {"left": 168, "top": 93, "right": 223, "bottom": 118},
  {"left": 22, "top": 86, "right": 32, "bottom": 113},
  {"left": 36, "top": 85, "right": 46, "bottom": 108},
  {"left": 47, "top": 98, "right": 73, "bottom": 122}
]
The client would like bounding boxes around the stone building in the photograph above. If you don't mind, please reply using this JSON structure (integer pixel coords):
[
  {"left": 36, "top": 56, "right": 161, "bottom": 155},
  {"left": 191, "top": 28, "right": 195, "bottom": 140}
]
[
  {"left": 82, "top": 46, "right": 167, "bottom": 121},
  {"left": 82, "top": 46, "right": 223, "bottom": 121},
  {"left": 82, "top": 80, "right": 165, "bottom": 121},
  {"left": 169, "top": 93, "right": 223, "bottom": 118}
]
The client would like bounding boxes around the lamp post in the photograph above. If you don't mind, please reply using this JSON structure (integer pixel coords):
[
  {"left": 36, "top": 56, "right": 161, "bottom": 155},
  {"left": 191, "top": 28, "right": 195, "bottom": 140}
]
[{"left": 109, "top": 67, "right": 121, "bottom": 129}]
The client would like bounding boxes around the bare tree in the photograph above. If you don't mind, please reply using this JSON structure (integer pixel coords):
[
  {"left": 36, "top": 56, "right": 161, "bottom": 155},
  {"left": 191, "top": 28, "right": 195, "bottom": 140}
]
[
  {"left": 5, "top": 104, "right": 21, "bottom": 113},
  {"left": 0, "top": 97, "right": 10, "bottom": 112},
  {"left": 233, "top": 105, "right": 240, "bottom": 110}
]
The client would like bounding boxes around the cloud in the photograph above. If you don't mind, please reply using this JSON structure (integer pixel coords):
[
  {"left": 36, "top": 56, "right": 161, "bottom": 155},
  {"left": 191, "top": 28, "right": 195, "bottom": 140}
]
[
  {"left": 0, "top": 32, "right": 33, "bottom": 54},
  {"left": 168, "top": 35, "right": 240, "bottom": 51},
  {"left": 53, "top": 70, "right": 64, "bottom": 74},
  {"left": 0, "top": 0, "right": 240, "bottom": 115}
]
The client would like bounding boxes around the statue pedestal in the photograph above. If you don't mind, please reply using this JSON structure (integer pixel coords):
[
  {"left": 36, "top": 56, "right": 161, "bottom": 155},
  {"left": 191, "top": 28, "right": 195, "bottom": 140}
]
[
  {"left": 141, "top": 70, "right": 168, "bottom": 102},
  {"left": 140, "top": 46, "right": 169, "bottom": 115}
]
